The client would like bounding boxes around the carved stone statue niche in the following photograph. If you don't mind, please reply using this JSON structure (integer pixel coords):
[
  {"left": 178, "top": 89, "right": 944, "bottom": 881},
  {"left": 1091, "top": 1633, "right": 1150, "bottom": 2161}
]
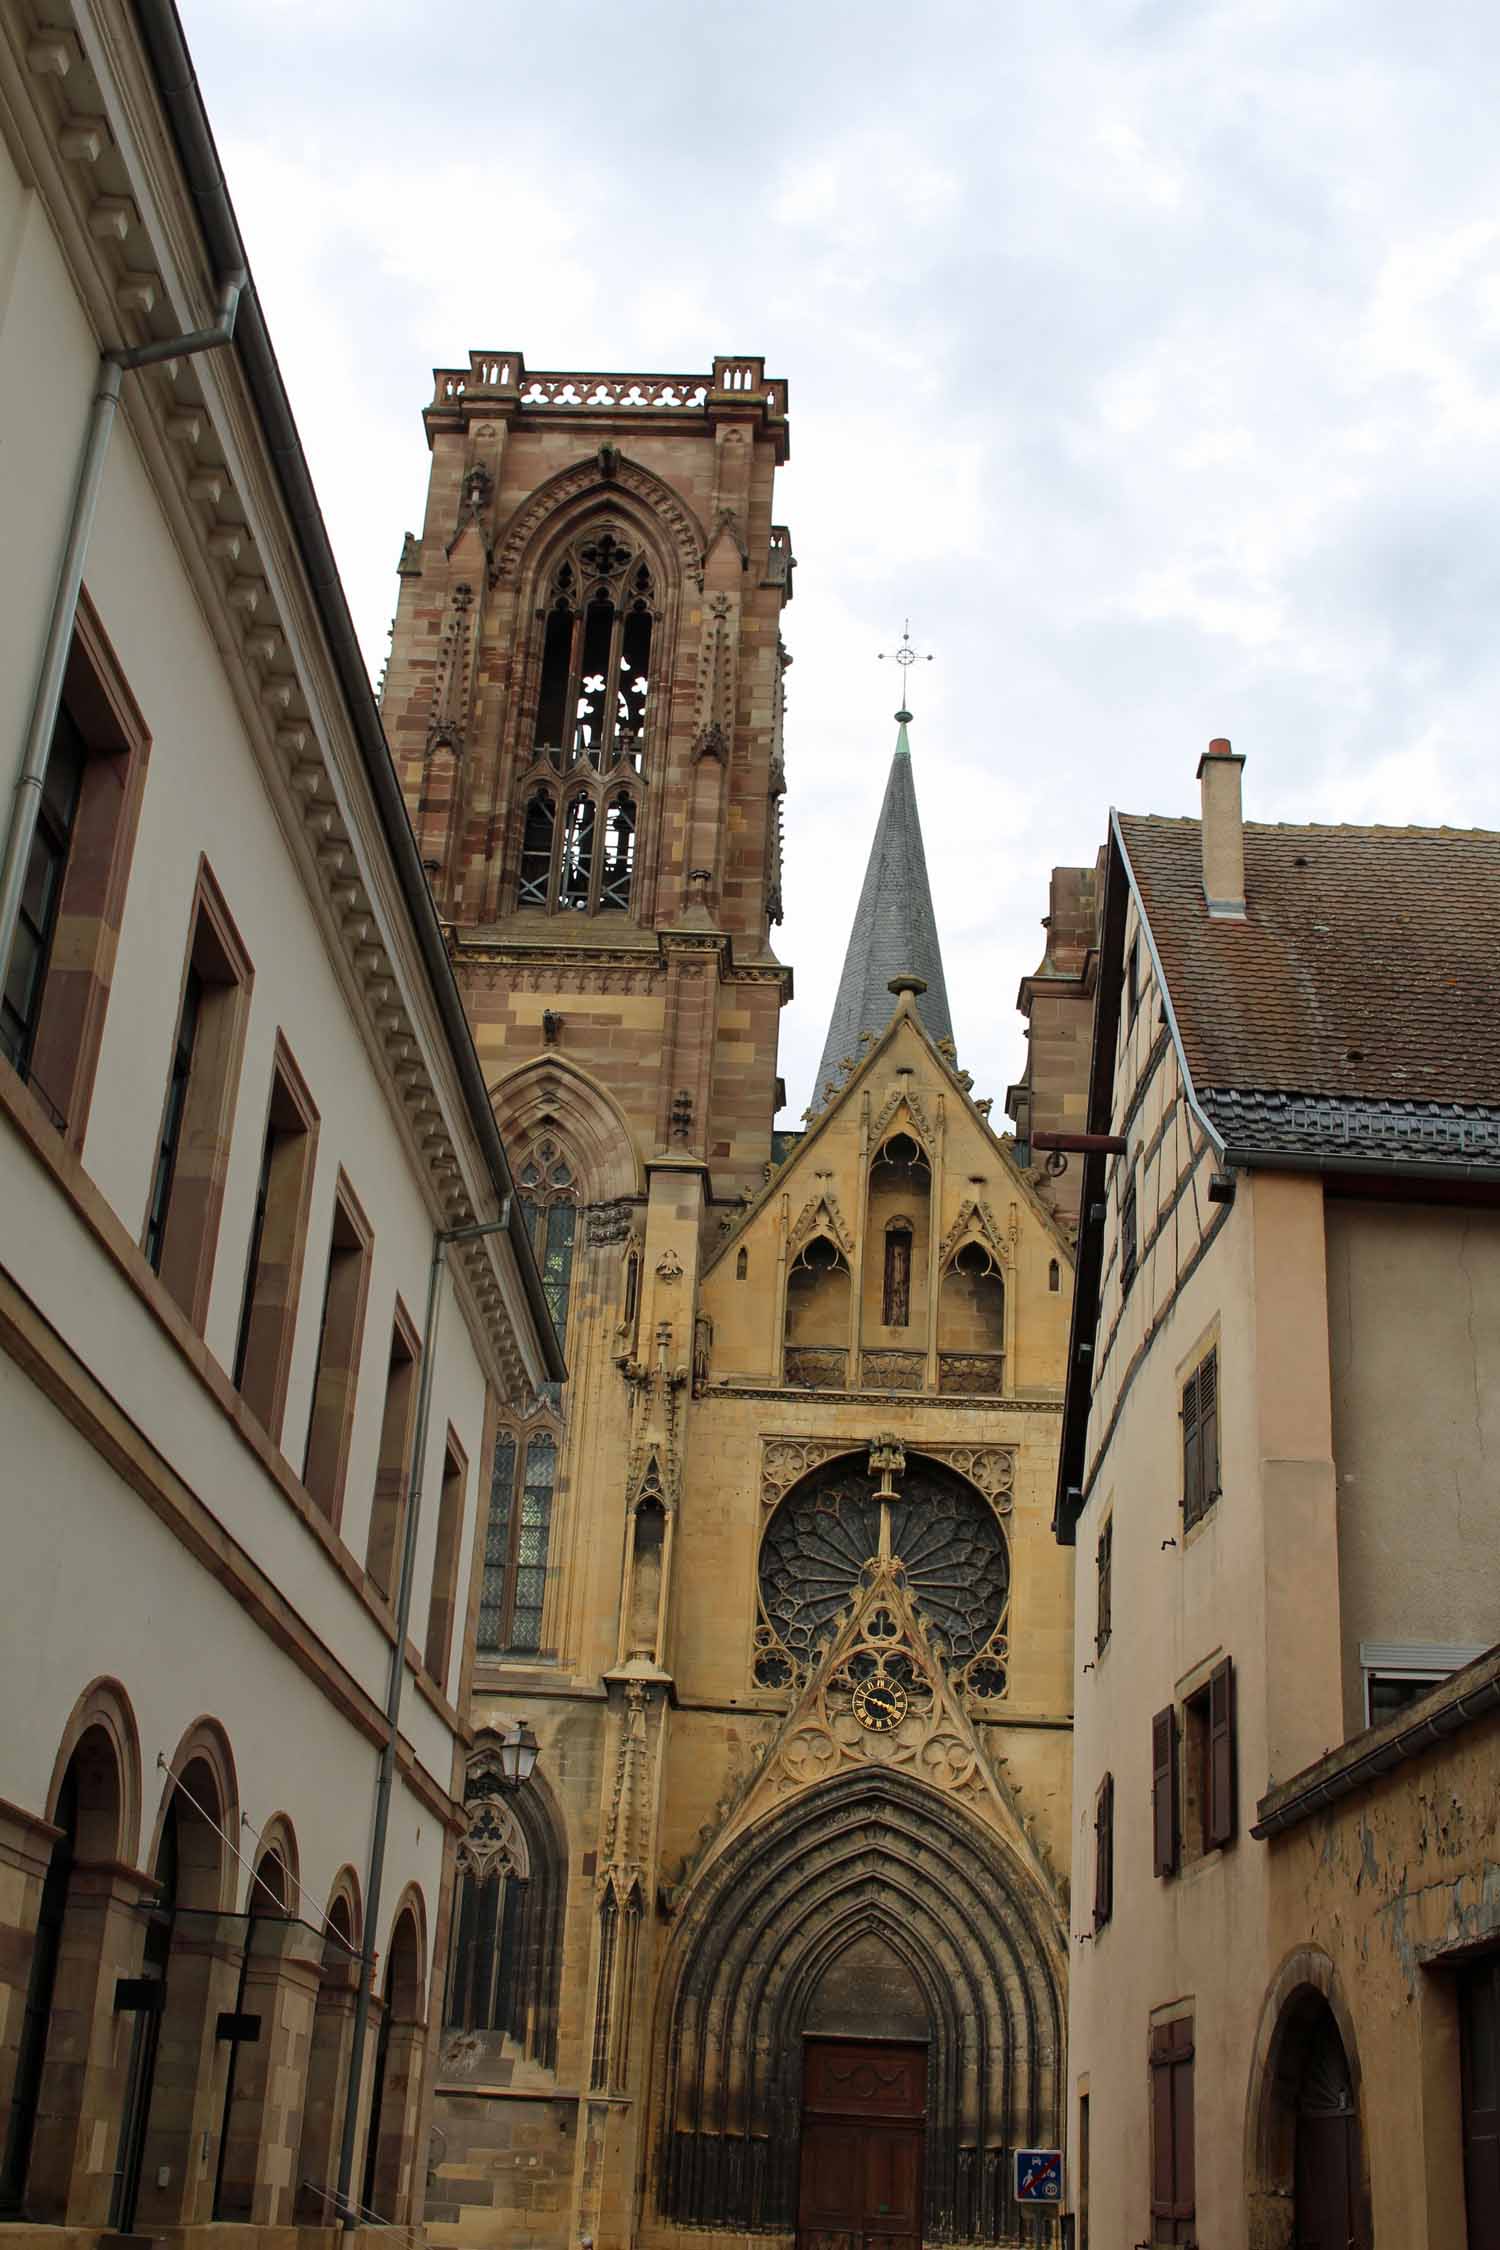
[{"left": 625, "top": 1496, "right": 667, "bottom": 1663}]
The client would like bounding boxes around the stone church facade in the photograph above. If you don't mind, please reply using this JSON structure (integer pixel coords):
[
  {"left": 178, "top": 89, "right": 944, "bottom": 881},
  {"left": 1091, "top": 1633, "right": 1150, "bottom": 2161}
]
[{"left": 382, "top": 352, "right": 1079, "bottom": 2250}]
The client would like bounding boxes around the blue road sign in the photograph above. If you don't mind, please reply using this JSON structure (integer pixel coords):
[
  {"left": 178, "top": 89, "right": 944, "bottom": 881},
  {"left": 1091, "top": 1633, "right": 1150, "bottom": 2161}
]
[{"left": 1014, "top": 2147, "right": 1063, "bottom": 2204}]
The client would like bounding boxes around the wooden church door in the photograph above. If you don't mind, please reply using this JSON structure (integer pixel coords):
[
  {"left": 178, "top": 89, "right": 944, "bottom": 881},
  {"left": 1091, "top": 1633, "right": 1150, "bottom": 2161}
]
[{"left": 797, "top": 2038, "right": 926, "bottom": 2250}]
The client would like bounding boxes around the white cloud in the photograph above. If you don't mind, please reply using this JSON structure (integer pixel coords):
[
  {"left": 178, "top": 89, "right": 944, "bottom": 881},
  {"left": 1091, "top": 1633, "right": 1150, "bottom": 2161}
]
[{"left": 182, "top": 0, "right": 1500, "bottom": 1122}]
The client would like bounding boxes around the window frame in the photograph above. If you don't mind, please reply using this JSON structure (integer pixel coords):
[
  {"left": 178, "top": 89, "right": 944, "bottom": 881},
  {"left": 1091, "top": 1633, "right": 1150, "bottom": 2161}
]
[
  {"left": 0, "top": 589, "right": 151, "bottom": 1148},
  {"left": 365, "top": 1299, "right": 422, "bottom": 1604},
  {"left": 301, "top": 1171, "right": 374, "bottom": 1526},
  {"left": 517, "top": 1138, "right": 579, "bottom": 1348},
  {"left": 477, "top": 1423, "right": 560, "bottom": 1656},
  {"left": 231, "top": 1033, "right": 320, "bottom": 1442},
  {"left": 1095, "top": 1515, "right": 1113, "bottom": 1657},
  {"left": 1119, "top": 1167, "right": 1138, "bottom": 1298},
  {"left": 424, "top": 1427, "right": 470, "bottom": 1691},
  {"left": 1092, "top": 1772, "right": 1114, "bottom": 1933},
  {"left": 142, "top": 858, "right": 254, "bottom": 1332}
]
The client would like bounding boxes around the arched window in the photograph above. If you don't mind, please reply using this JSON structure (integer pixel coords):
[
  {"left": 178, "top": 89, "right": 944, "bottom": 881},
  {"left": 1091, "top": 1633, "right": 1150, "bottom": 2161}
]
[
  {"left": 938, "top": 1240, "right": 1007, "bottom": 1395},
  {"left": 533, "top": 530, "right": 654, "bottom": 772},
  {"left": 443, "top": 1752, "right": 564, "bottom": 2068},
  {"left": 478, "top": 1430, "right": 558, "bottom": 1655},
  {"left": 558, "top": 791, "right": 595, "bottom": 911},
  {"left": 515, "top": 526, "right": 656, "bottom": 916},
  {"left": 518, "top": 1138, "right": 577, "bottom": 1344},
  {"left": 600, "top": 794, "right": 636, "bottom": 912},
  {"left": 882, "top": 1221, "right": 913, "bottom": 1328},
  {"left": 517, "top": 789, "right": 555, "bottom": 907}
]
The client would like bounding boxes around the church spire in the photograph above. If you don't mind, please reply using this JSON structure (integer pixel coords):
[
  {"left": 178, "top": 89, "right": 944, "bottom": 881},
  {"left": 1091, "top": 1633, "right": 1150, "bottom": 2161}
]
[{"left": 809, "top": 706, "right": 955, "bottom": 1111}]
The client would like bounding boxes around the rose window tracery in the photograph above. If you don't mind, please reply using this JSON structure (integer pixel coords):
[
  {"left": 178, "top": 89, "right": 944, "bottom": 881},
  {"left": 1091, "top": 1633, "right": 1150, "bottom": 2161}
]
[{"left": 755, "top": 1454, "right": 1010, "bottom": 1701}]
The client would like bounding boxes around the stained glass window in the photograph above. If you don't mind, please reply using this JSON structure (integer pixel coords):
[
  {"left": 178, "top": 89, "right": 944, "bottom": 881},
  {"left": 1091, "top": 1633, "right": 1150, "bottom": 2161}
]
[
  {"left": 476, "top": 1431, "right": 557, "bottom": 1655},
  {"left": 518, "top": 1140, "right": 577, "bottom": 1346}
]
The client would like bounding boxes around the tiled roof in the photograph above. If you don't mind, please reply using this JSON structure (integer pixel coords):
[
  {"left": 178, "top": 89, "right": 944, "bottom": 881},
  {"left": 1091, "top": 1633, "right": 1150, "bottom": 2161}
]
[
  {"left": 1117, "top": 816, "right": 1500, "bottom": 1120},
  {"left": 811, "top": 720, "right": 954, "bottom": 1111}
]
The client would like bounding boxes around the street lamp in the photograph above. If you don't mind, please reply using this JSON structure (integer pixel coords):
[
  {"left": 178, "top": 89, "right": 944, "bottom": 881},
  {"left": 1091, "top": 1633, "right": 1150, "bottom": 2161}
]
[{"left": 496, "top": 1719, "right": 540, "bottom": 1790}]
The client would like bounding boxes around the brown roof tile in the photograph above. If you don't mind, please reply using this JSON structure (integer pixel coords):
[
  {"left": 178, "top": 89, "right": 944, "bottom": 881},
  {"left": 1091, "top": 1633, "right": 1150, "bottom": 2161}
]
[{"left": 1117, "top": 815, "right": 1500, "bottom": 1108}]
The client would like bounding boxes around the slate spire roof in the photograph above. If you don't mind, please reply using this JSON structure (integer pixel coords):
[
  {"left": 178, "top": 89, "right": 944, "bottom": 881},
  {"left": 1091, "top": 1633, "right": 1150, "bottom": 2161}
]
[{"left": 810, "top": 711, "right": 954, "bottom": 1112}]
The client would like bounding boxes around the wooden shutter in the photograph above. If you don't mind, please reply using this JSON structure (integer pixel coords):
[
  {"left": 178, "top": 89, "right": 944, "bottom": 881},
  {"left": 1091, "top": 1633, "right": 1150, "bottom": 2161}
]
[
  {"left": 1181, "top": 1363, "right": 1201, "bottom": 1523},
  {"left": 1095, "top": 1519, "right": 1112, "bottom": 1654},
  {"left": 1207, "top": 1655, "right": 1236, "bottom": 1848},
  {"left": 1093, "top": 1773, "right": 1113, "bottom": 1931},
  {"left": 1149, "top": 2019, "right": 1196, "bottom": 2243},
  {"left": 1121, "top": 1177, "right": 1138, "bottom": 1294},
  {"left": 1152, "top": 1705, "right": 1179, "bottom": 1877},
  {"left": 1199, "top": 1346, "right": 1219, "bottom": 1509}
]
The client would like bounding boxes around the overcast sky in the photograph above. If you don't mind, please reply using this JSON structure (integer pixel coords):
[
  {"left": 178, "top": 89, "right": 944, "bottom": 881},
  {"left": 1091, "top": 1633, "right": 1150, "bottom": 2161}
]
[{"left": 184, "top": 0, "right": 1500, "bottom": 1125}]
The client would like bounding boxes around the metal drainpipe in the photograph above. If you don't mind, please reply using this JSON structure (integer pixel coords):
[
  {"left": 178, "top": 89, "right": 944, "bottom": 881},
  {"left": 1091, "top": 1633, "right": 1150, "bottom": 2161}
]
[
  {"left": 335, "top": 1205, "right": 512, "bottom": 2228},
  {"left": 0, "top": 274, "right": 245, "bottom": 988}
]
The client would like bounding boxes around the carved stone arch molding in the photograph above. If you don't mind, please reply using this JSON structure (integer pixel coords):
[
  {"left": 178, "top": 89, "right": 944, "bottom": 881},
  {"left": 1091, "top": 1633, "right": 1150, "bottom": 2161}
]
[
  {"left": 489, "top": 1056, "right": 642, "bottom": 1208},
  {"left": 488, "top": 460, "right": 708, "bottom": 921},
  {"left": 654, "top": 1770, "right": 1064, "bottom": 2244},
  {"left": 445, "top": 1734, "right": 569, "bottom": 2072},
  {"left": 492, "top": 455, "right": 708, "bottom": 592},
  {"left": 1244, "top": 1944, "right": 1374, "bottom": 2250}
]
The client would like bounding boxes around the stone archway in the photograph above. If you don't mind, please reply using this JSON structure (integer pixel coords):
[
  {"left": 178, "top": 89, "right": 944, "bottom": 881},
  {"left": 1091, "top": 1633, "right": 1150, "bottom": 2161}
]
[
  {"left": 654, "top": 1770, "right": 1062, "bottom": 2245},
  {"left": 1245, "top": 1947, "right": 1372, "bottom": 2250}
]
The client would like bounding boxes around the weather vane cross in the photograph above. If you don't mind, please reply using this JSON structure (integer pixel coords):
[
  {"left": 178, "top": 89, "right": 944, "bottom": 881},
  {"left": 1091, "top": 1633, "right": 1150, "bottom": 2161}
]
[{"left": 877, "top": 620, "right": 933, "bottom": 721}]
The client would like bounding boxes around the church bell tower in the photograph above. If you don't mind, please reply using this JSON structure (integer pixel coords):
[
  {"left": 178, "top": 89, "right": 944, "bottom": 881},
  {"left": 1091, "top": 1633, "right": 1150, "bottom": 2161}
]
[{"left": 382, "top": 349, "right": 793, "bottom": 1205}]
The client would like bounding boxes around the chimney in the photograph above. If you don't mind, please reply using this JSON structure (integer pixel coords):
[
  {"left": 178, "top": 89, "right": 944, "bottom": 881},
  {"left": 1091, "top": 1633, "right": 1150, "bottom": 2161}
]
[{"left": 1196, "top": 737, "right": 1246, "bottom": 919}]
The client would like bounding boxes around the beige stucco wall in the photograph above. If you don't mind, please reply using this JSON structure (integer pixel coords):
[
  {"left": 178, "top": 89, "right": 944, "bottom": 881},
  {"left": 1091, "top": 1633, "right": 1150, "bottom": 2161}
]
[
  {"left": 1066, "top": 889, "right": 1346, "bottom": 2250},
  {"left": 1259, "top": 1684, "right": 1500, "bottom": 2250},
  {"left": 1327, "top": 1199, "right": 1500, "bottom": 1733}
]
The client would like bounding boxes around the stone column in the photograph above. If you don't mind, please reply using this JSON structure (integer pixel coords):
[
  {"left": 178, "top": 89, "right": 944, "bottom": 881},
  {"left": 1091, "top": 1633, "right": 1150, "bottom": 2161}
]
[
  {"left": 295, "top": 1954, "right": 363, "bottom": 2221},
  {"left": 133, "top": 1911, "right": 244, "bottom": 2226},
  {"left": 0, "top": 1796, "right": 61, "bottom": 2196},
  {"left": 369, "top": 2010, "right": 428, "bottom": 2224},
  {"left": 26, "top": 1854, "right": 157, "bottom": 2224},
  {"left": 215, "top": 1914, "right": 324, "bottom": 2222}
]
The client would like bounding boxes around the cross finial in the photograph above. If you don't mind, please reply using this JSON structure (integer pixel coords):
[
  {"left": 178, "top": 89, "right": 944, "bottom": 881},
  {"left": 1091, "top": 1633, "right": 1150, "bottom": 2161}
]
[{"left": 877, "top": 620, "right": 933, "bottom": 723}]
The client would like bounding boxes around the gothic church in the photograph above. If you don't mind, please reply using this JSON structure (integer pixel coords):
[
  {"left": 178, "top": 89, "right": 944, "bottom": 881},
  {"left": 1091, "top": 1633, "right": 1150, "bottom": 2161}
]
[{"left": 382, "top": 351, "right": 1081, "bottom": 2250}]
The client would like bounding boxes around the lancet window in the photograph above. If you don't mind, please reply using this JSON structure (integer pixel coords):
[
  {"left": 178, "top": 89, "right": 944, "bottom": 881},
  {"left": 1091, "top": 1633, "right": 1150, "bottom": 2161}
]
[
  {"left": 443, "top": 1751, "right": 563, "bottom": 2067},
  {"left": 515, "top": 526, "right": 655, "bottom": 916},
  {"left": 476, "top": 1136, "right": 575, "bottom": 1656},
  {"left": 478, "top": 1428, "right": 557, "bottom": 1655},
  {"left": 518, "top": 1137, "right": 577, "bottom": 1346}
]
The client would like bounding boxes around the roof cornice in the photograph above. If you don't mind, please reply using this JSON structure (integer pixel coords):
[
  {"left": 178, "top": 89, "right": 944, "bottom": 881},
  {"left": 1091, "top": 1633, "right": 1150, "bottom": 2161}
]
[{"left": 11, "top": 0, "right": 562, "bottom": 1389}]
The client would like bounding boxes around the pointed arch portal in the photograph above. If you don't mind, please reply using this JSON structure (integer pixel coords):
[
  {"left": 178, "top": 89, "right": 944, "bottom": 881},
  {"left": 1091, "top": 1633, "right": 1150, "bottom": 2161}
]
[{"left": 655, "top": 1771, "right": 1062, "bottom": 2244}]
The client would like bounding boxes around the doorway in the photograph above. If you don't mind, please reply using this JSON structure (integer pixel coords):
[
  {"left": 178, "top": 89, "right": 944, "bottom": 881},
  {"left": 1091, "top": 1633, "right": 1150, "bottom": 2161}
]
[
  {"left": 1459, "top": 1952, "right": 1500, "bottom": 2246},
  {"left": 1291, "top": 2002, "right": 1363, "bottom": 2250},
  {"left": 797, "top": 2038, "right": 926, "bottom": 2250}
]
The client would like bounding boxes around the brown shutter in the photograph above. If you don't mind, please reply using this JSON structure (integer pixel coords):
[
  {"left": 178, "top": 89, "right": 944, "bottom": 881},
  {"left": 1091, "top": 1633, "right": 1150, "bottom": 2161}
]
[
  {"left": 1181, "top": 1363, "right": 1200, "bottom": 1521},
  {"left": 1093, "top": 1773, "right": 1113, "bottom": 1931},
  {"left": 1095, "top": 1519, "right": 1112, "bottom": 1653},
  {"left": 1171, "top": 2020, "right": 1196, "bottom": 2225},
  {"left": 1149, "top": 2031, "right": 1175, "bottom": 2216},
  {"left": 1148, "top": 2019, "right": 1196, "bottom": 2239},
  {"left": 1207, "top": 1655, "right": 1236, "bottom": 1848},
  {"left": 1199, "top": 1345, "right": 1219, "bottom": 1509},
  {"left": 1152, "top": 1705, "right": 1179, "bottom": 1877}
]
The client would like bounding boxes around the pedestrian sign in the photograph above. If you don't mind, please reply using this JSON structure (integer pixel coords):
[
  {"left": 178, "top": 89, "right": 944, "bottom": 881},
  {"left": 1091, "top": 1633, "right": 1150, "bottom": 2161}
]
[{"left": 1013, "top": 2147, "right": 1063, "bottom": 2204}]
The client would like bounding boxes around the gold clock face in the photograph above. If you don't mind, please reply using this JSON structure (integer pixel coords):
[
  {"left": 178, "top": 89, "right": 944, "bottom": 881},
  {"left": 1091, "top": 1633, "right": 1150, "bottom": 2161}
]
[{"left": 852, "top": 1676, "right": 909, "bottom": 1733}]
